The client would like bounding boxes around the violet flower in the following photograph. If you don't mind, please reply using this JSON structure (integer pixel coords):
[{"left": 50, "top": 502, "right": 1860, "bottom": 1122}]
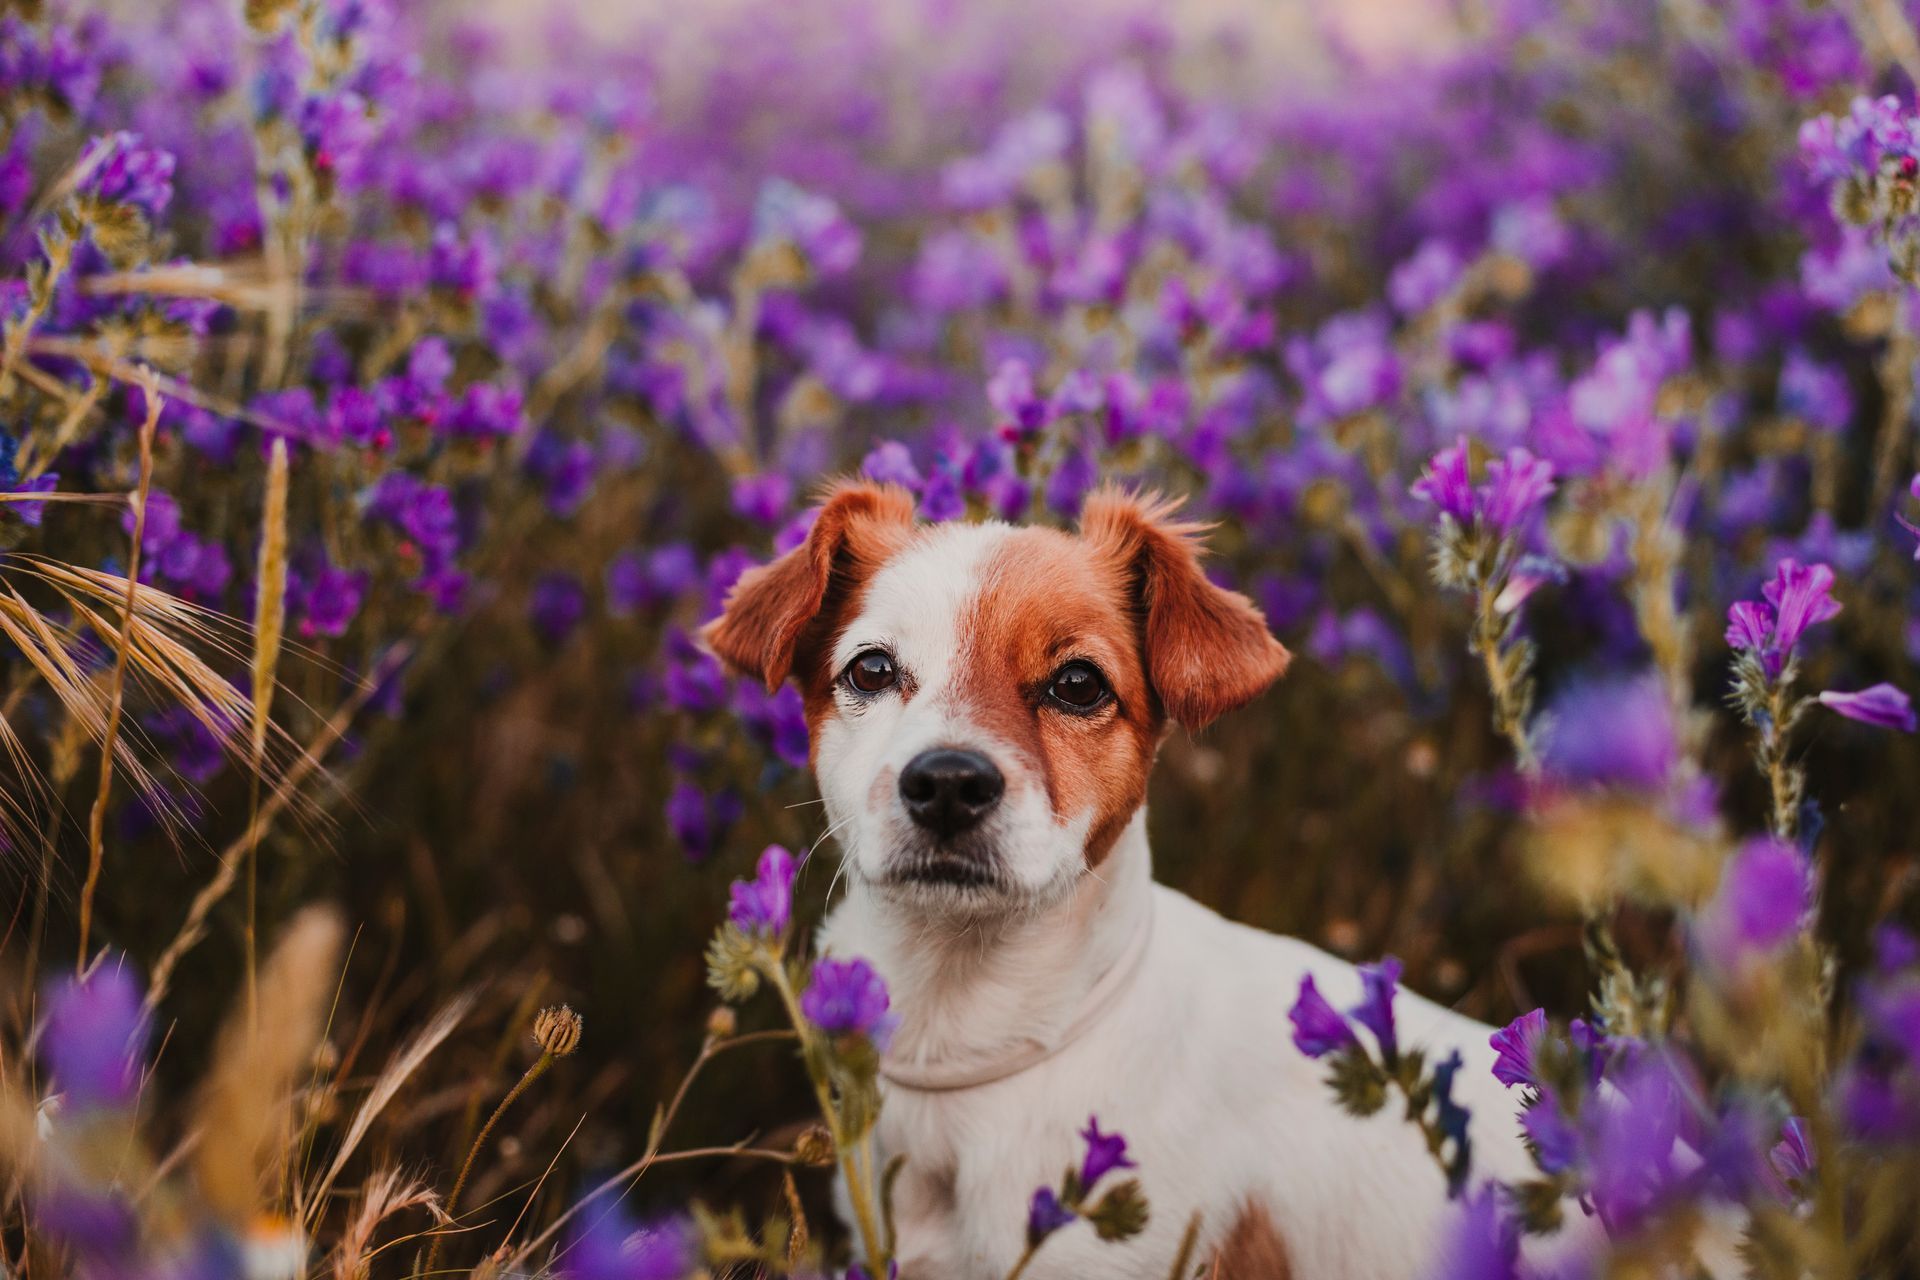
[
  {"left": 1077, "top": 1116, "right": 1136, "bottom": 1189},
  {"left": 801, "top": 956, "right": 896, "bottom": 1048},
  {"left": 1288, "top": 974, "right": 1359, "bottom": 1059},
  {"left": 727, "top": 844, "right": 797, "bottom": 938},
  {"left": 1025, "top": 1187, "right": 1076, "bottom": 1246},
  {"left": 1488, "top": 1008, "right": 1547, "bottom": 1091},
  {"left": 1817, "top": 683, "right": 1917, "bottom": 732},
  {"left": 41, "top": 963, "right": 148, "bottom": 1110},
  {"left": 1350, "top": 957, "right": 1402, "bottom": 1061}
]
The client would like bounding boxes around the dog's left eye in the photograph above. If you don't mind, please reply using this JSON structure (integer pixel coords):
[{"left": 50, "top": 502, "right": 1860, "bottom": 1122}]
[
  {"left": 845, "top": 649, "right": 898, "bottom": 694},
  {"left": 1046, "top": 661, "right": 1109, "bottom": 711}
]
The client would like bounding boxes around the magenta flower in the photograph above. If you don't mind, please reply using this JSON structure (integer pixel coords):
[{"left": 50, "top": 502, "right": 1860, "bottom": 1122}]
[
  {"left": 1728, "top": 558, "right": 1841, "bottom": 679},
  {"left": 1350, "top": 956, "right": 1402, "bottom": 1061},
  {"left": 1478, "top": 447, "right": 1555, "bottom": 533},
  {"left": 1288, "top": 974, "right": 1359, "bottom": 1058},
  {"left": 1432, "top": 1185, "right": 1520, "bottom": 1280},
  {"left": 1410, "top": 438, "right": 1476, "bottom": 525},
  {"left": 1817, "top": 683, "right": 1917, "bottom": 732},
  {"left": 802, "top": 956, "right": 896, "bottom": 1048},
  {"left": 1488, "top": 1008, "right": 1547, "bottom": 1090},
  {"left": 1077, "top": 1115, "right": 1136, "bottom": 1189},
  {"left": 727, "top": 844, "right": 797, "bottom": 937}
]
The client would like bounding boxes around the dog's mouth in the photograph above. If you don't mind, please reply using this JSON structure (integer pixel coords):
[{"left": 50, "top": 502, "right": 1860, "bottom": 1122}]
[{"left": 885, "top": 840, "right": 1004, "bottom": 891}]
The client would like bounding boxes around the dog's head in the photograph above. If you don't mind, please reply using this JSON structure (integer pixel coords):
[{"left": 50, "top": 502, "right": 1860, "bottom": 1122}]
[{"left": 702, "top": 481, "right": 1290, "bottom": 913}]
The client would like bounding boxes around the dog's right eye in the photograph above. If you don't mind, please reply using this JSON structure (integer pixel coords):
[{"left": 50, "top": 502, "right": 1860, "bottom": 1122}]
[{"left": 845, "top": 649, "right": 898, "bottom": 694}]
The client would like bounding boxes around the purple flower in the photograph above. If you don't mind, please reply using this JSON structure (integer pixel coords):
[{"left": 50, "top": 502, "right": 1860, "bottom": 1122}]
[
  {"left": 1350, "top": 957, "right": 1401, "bottom": 1060},
  {"left": 1077, "top": 1116, "right": 1136, "bottom": 1190},
  {"left": 530, "top": 574, "right": 588, "bottom": 647},
  {"left": 1769, "top": 1117, "right": 1815, "bottom": 1195},
  {"left": 1537, "top": 671, "right": 1677, "bottom": 792},
  {"left": 1026, "top": 1187, "right": 1076, "bottom": 1245},
  {"left": 1728, "top": 559, "right": 1841, "bottom": 679},
  {"left": 1410, "top": 438, "right": 1476, "bottom": 525},
  {"left": 1478, "top": 447, "right": 1555, "bottom": 534},
  {"left": 802, "top": 956, "right": 895, "bottom": 1047},
  {"left": 41, "top": 964, "right": 148, "bottom": 1110},
  {"left": 1694, "top": 837, "right": 1811, "bottom": 974},
  {"left": 77, "top": 131, "right": 175, "bottom": 218},
  {"left": 559, "top": 1200, "right": 697, "bottom": 1280},
  {"left": 731, "top": 472, "right": 793, "bottom": 526},
  {"left": 1817, "top": 683, "right": 1917, "bottom": 732},
  {"left": 1778, "top": 349, "right": 1852, "bottom": 433},
  {"left": 665, "top": 781, "right": 740, "bottom": 863},
  {"left": 1522, "top": 1092, "right": 1582, "bottom": 1175},
  {"left": 299, "top": 565, "right": 367, "bottom": 638},
  {"left": 1489, "top": 1008, "right": 1547, "bottom": 1090},
  {"left": 1432, "top": 1186, "right": 1520, "bottom": 1280},
  {"left": 753, "top": 179, "right": 860, "bottom": 277},
  {"left": 861, "top": 441, "right": 923, "bottom": 491},
  {"left": 1288, "top": 974, "right": 1359, "bottom": 1059},
  {"left": 987, "top": 358, "right": 1050, "bottom": 436},
  {"left": 727, "top": 844, "right": 797, "bottom": 938}
]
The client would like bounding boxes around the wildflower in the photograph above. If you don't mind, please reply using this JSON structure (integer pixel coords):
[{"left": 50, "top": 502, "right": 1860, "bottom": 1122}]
[
  {"left": 1431, "top": 1186, "right": 1520, "bottom": 1280},
  {"left": 727, "top": 844, "right": 797, "bottom": 938},
  {"left": 530, "top": 573, "right": 588, "bottom": 647},
  {"left": 1777, "top": 349, "right": 1852, "bottom": 433},
  {"left": 1025, "top": 1187, "right": 1076, "bottom": 1246},
  {"left": 1694, "top": 837, "right": 1811, "bottom": 974},
  {"left": 523, "top": 1007, "right": 581, "bottom": 1060},
  {"left": 1350, "top": 957, "right": 1401, "bottom": 1061},
  {"left": 1536, "top": 671, "right": 1677, "bottom": 791},
  {"left": 752, "top": 178, "right": 861, "bottom": 277},
  {"left": 1769, "top": 1117, "right": 1815, "bottom": 1195},
  {"left": 77, "top": 131, "right": 175, "bottom": 218},
  {"left": 559, "top": 1202, "right": 697, "bottom": 1280},
  {"left": 1288, "top": 974, "right": 1359, "bottom": 1058},
  {"left": 1410, "top": 438, "right": 1476, "bottom": 525},
  {"left": 1430, "top": 1050, "right": 1474, "bottom": 1193},
  {"left": 1478, "top": 447, "right": 1555, "bottom": 534},
  {"left": 1488, "top": 1008, "right": 1547, "bottom": 1090},
  {"left": 41, "top": 964, "right": 147, "bottom": 1110},
  {"left": 1077, "top": 1116, "right": 1136, "bottom": 1189},
  {"left": 1727, "top": 559, "right": 1841, "bottom": 679},
  {"left": 1817, "top": 683, "right": 1917, "bottom": 732},
  {"left": 801, "top": 956, "right": 896, "bottom": 1047}
]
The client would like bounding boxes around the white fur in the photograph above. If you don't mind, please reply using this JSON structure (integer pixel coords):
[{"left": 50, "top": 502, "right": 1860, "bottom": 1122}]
[{"left": 805, "top": 522, "right": 1580, "bottom": 1278}]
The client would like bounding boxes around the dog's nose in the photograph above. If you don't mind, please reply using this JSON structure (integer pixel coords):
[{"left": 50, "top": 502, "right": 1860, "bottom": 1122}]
[{"left": 899, "top": 748, "right": 1004, "bottom": 837}]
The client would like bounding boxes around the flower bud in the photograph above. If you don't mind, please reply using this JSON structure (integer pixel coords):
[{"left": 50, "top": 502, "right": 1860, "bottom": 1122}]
[
  {"left": 793, "top": 1123, "right": 835, "bottom": 1167},
  {"left": 706, "top": 1006, "right": 738, "bottom": 1039},
  {"left": 532, "top": 1005, "right": 583, "bottom": 1058}
]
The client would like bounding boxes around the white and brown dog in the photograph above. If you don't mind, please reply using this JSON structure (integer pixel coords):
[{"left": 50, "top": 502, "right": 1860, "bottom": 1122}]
[{"left": 704, "top": 482, "right": 1544, "bottom": 1279}]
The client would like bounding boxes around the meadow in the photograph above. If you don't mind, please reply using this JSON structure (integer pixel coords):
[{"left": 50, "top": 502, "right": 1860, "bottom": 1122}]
[{"left": 2, "top": 0, "right": 1920, "bottom": 1275}]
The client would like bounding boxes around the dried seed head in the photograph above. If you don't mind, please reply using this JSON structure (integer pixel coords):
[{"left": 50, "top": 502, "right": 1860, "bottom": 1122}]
[
  {"left": 705, "top": 1006, "right": 737, "bottom": 1039},
  {"left": 793, "top": 1123, "right": 835, "bottom": 1167},
  {"left": 532, "top": 1005, "right": 582, "bottom": 1058}
]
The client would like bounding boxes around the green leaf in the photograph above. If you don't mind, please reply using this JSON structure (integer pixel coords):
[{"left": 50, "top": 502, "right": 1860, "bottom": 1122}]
[{"left": 1085, "top": 1179, "right": 1150, "bottom": 1243}]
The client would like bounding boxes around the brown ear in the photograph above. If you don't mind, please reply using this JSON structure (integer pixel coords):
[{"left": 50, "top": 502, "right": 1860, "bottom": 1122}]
[
  {"left": 701, "top": 481, "right": 916, "bottom": 691},
  {"left": 1080, "top": 486, "right": 1290, "bottom": 731}
]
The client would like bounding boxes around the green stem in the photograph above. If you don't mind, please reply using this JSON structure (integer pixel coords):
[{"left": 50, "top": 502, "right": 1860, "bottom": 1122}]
[{"left": 766, "top": 963, "right": 889, "bottom": 1272}]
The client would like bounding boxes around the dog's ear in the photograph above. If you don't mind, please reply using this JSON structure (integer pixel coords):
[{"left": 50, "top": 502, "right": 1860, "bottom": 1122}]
[
  {"left": 1080, "top": 486, "right": 1290, "bottom": 731},
  {"left": 701, "top": 481, "right": 916, "bottom": 691}
]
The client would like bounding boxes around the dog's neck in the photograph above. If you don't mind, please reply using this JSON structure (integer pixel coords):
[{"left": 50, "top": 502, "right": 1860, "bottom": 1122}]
[{"left": 823, "top": 811, "right": 1155, "bottom": 1086}]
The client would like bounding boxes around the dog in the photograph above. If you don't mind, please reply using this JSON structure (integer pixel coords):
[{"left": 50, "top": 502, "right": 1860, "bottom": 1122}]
[{"left": 704, "top": 481, "right": 1550, "bottom": 1279}]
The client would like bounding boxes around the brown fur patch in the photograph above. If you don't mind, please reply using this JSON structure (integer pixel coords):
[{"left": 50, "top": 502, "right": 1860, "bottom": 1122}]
[
  {"left": 1209, "top": 1202, "right": 1292, "bottom": 1279},
  {"left": 1079, "top": 487, "right": 1291, "bottom": 731},
  {"left": 956, "top": 526, "right": 1160, "bottom": 867},
  {"left": 701, "top": 481, "right": 916, "bottom": 757}
]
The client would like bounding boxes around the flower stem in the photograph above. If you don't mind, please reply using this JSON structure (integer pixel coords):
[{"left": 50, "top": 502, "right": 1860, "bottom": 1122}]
[
  {"left": 766, "top": 962, "right": 888, "bottom": 1272},
  {"left": 427, "top": 1051, "right": 554, "bottom": 1275}
]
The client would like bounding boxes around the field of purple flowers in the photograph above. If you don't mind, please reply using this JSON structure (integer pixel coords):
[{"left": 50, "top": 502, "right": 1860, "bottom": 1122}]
[{"left": 4, "top": 0, "right": 1920, "bottom": 1275}]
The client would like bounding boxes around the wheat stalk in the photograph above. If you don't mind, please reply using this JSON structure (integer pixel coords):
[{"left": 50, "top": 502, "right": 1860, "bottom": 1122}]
[{"left": 76, "top": 374, "right": 161, "bottom": 970}]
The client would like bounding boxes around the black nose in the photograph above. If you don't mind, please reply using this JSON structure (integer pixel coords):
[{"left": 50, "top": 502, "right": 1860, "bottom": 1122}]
[{"left": 899, "top": 748, "right": 1004, "bottom": 837}]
